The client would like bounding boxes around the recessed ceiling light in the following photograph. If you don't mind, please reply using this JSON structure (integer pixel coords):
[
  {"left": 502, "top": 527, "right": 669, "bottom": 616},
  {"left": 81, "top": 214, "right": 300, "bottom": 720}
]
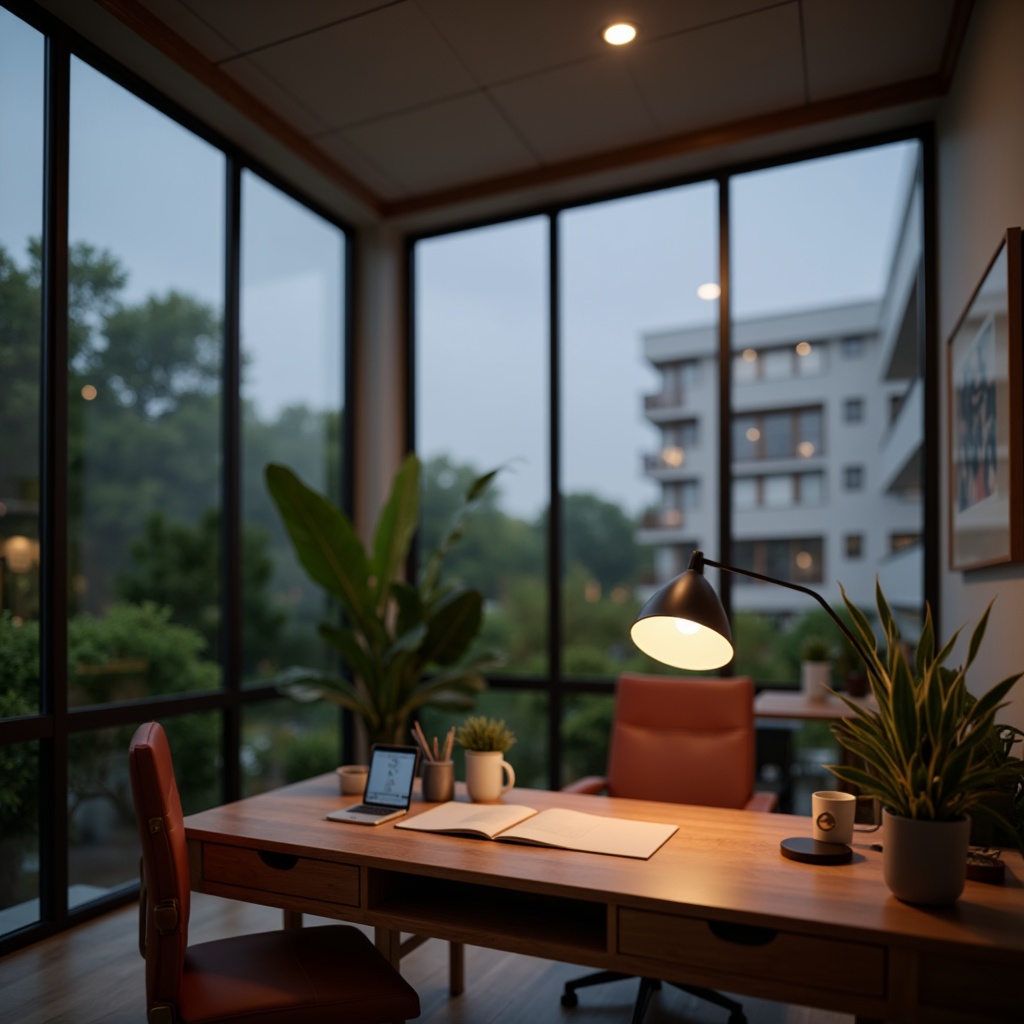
[
  {"left": 696, "top": 282, "right": 721, "bottom": 300},
  {"left": 603, "top": 22, "right": 637, "bottom": 46}
]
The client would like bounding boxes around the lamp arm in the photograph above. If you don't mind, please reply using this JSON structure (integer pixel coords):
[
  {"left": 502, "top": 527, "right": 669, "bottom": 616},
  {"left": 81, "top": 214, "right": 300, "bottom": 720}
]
[{"left": 696, "top": 552, "right": 874, "bottom": 673}]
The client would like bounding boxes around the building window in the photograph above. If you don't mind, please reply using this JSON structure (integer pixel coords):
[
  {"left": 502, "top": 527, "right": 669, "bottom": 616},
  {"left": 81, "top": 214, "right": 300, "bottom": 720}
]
[
  {"left": 733, "top": 407, "right": 824, "bottom": 461},
  {"left": 843, "top": 398, "right": 864, "bottom": 423},
  {"left": 733, "top": 538, "right": 824, "bottom": 584},
  {"left": 890, "top": 532, "right": 920, "bottom": 553},
  {"left": 843, "top": 465, "right": 864, "bottom": 490},
  {"left": 794, "top": 341, "right": 824, "bottom": 377},
  {"left": 732, "top": 342, "right": 824, "bottom": 383},
  {"left": 797, "top": 471, "right": 825, "bottom": 505},
  {"left": 841, "top": 336, "right": 866, "bottom": 358},
  {"left": 845, "top": 533, "right": 864, "bottom": 558}
]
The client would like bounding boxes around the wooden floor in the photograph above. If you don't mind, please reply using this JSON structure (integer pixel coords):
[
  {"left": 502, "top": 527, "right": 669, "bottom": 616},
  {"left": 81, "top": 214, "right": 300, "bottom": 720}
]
[{"left": 0, "top": 893, "right": 853, "bottom": 1024}]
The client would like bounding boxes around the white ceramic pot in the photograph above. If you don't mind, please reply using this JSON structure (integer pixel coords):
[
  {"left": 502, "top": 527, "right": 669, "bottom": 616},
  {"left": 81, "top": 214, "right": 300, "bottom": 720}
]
[
  {"left": 801, "top": 661, "right": 831, "bottom": 702},
  {"left": 882, "top": 808, "right": 970, "bottom": 905}
]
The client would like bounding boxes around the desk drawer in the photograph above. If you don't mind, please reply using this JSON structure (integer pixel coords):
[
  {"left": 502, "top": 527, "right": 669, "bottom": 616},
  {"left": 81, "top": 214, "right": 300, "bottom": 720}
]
[
  {"left": 203, "top": 844, "right": 359, "bottom": 908},
  {"left": 618, "top": 908, "right": 884, "bottom": 997}
]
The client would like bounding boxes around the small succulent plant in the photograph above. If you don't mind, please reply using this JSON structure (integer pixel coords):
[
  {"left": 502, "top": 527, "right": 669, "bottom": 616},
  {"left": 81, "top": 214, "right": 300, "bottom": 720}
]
[{"left": 456, "top": 715, "right": 516, "bottom": 753}]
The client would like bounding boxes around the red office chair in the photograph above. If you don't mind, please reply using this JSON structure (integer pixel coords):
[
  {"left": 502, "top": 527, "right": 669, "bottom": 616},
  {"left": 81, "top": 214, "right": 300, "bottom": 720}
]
[
  {"left": 560, "top": 673, "right": 777, "bottom": 1024},
  {"left": 129, "top": 721, "right": 421, "bottom": 1024}
]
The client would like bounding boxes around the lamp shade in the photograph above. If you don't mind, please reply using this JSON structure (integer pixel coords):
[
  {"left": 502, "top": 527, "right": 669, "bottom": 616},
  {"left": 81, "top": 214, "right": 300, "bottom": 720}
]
[{"left": 630, "top": 566, "right": 734, "bottom": 670}]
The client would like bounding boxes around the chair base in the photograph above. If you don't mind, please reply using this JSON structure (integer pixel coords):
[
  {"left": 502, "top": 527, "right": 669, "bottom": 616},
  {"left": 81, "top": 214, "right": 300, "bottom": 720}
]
[{"left": 561, "top": 971, "right": 746, "bottom": 1024}]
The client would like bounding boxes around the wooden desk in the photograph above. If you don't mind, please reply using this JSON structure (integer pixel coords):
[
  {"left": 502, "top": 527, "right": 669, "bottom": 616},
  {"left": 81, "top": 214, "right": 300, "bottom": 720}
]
[
  {"left": 755, "top": 689, "right": 876, "bottom": 720},
  {"left": 185, "top": 776, "right": 1024, "bottom": 1024}
]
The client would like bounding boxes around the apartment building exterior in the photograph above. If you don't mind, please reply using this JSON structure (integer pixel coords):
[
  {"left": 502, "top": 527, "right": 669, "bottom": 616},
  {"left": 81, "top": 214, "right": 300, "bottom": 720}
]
[{"left": 636, "top": 174, "right": 925, "bottom": 623}]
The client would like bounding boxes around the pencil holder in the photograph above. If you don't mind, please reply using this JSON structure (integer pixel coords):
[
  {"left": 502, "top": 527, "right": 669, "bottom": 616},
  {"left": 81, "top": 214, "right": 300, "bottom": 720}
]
[{"left": 421, "top": 760, "right": 454, "bottom": 803}]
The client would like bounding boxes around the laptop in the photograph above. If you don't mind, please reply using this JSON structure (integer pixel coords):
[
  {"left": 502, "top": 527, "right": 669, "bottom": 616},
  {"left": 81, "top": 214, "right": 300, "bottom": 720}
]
[{"left": 326, "top": 744, "right": 420, "bottom": 825}]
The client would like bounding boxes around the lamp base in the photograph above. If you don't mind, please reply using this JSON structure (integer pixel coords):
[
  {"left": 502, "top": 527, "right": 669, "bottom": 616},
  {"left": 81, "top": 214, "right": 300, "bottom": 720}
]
[{"left": 779, "top": 836, "right": 852, "bottom": 864}]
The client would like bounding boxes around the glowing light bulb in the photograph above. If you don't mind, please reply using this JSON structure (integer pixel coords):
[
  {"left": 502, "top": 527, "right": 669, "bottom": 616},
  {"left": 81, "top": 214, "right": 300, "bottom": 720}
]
[{"left": 603, "top": 22, "right": 637, "bottom": 45}]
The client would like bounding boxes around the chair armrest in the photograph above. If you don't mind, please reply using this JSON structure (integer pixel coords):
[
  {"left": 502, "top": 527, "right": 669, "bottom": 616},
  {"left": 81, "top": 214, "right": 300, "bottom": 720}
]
[
  {"left": 745, "top": 791, "right": 778, "bottom": 813},
  {"left": 562, "top": 776, "right": 608, "bottom": 795}
]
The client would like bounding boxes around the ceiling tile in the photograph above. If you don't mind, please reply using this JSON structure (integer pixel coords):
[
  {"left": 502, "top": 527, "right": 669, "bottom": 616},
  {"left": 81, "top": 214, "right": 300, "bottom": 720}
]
[
  {"left": 222, "top": 57, "right": 331, "bottom": 137},
  {"left": 802, "top": 0, "right": 956, "bottom": 101},
  {"left": 137, "top": 0, "right": 239, "bottom": 61},
  {"left": 315, "top": 132, "right": 410, "bottom": 201},
  {"left": 333, "top": 93, "right": 540, "bottom": 194},
  {"left": 491, "top": 58, "right": 661, "bottom": 163},
  {"left": 417, "top": 0, "right": 785, "bottom": 86},
  {"left": 629, "top": 3, "right": 805, "bottom": 134},
  {"left": 178, "top": 0, "right": 392, "bottom": 55},
  {"left": 236, "top": 2, "right": 478, "bottom": 128}
]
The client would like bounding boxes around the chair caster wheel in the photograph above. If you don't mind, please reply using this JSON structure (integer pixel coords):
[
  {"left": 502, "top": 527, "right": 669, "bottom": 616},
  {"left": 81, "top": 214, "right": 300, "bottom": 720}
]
[{"left": 560, "top": 991, "right": 578, "bottom": 1008}]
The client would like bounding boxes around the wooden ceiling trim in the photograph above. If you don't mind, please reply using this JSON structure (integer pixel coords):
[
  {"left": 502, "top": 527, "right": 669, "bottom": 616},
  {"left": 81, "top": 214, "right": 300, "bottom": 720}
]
[
  {"left": 94, "top": 0, "right": 383, "bottom": 216},
  {"left": 382, "top": 74, "right": 948, "bottom": 220}
]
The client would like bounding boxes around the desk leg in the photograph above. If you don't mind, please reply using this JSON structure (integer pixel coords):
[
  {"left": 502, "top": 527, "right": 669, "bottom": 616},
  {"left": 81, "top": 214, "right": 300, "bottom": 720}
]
[
  {"left": 375, "top": 926, "right": 402, "bottom": 968},
  {"left": 283, "top": 910, "right": 303, "bottom": 929},
  {"left": 448, "top": 940, "right": 465, "bottom": 996}
]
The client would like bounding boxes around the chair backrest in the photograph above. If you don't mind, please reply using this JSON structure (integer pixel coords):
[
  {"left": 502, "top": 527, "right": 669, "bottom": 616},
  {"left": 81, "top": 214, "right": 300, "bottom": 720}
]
[
  {"left": 605, "top": 673, "right": 758, "bottom": 808},
  {"left": 129, "top": 721, "right": 190, "bottom": 1012}
]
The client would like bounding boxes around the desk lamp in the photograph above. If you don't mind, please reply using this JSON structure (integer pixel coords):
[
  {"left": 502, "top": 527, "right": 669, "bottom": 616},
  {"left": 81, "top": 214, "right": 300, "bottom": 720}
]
[{"left": 630, "top": 549, "right": 874, "bottom": 864}]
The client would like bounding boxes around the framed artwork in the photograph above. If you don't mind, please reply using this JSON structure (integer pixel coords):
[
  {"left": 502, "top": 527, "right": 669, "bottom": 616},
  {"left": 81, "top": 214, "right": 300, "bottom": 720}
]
[{"left": 947, "top": 227, "right": 1023, "bottom": 571}]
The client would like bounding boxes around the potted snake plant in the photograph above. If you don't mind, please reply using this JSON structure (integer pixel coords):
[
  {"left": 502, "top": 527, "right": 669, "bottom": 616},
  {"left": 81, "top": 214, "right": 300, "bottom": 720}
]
[{"left": 827, "top": 582, "right": 1023, "bottom": 904}]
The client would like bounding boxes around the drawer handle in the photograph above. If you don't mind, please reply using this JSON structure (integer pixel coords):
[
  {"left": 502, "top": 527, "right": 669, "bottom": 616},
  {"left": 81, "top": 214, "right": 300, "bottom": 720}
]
[
  {"left": 257, "top": 850, "right": 300, "bottom": 871},
  {"left": 707, "top": 920, "right": 778, "bottom": 946}
]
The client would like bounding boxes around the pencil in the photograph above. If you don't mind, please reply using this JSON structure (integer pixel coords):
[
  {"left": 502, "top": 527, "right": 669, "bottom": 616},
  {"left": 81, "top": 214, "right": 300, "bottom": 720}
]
[{"left": 412, "top": 721, "right": 433, "bottom": 762}]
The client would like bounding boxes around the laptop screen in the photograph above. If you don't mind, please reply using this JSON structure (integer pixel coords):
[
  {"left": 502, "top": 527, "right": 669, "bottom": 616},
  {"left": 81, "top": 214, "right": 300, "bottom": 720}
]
[{"left": 363, "top": 745, "right": 419, "bottom": 809}]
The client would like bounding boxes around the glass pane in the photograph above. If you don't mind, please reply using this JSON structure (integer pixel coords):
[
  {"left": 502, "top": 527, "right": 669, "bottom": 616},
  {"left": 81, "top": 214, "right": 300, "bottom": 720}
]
[
  {"left": 419, "top": 689, "right": 549, "bottom": 790},
  {"left": 561, "top": 183, "right": 717, "bottom": 678},
  {"left": 68, "top": 713, "right": 221, "bottom": 909},
  {"left": 561, "top": 693, "right": 614, "bottom": 788},
  {"left": 0, "top": 740, "right": 40, "bottom": 936},
  {"left": 240, "top": 171, "right": 345, "bottom": 686},
  {"left": 415, "top": 220, "right": 548, "bottom": 676},
  {"left": 730, "top": 141, "right": 924, "bottom": 684},
  {"left": 243, "top": 699, "right": 342, "bottom": 796},
  {"left": 0, "top": 9, "right": 44, "bottom": 713},
  {"left": 67, "top": 59, "right": 225, "bottom": 704}
]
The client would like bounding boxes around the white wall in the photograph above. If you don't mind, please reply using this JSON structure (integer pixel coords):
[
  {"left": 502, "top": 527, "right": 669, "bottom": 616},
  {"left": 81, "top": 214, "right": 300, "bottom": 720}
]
[{"left": 938, "top": 0, "right": 1024, "bottom": 728}]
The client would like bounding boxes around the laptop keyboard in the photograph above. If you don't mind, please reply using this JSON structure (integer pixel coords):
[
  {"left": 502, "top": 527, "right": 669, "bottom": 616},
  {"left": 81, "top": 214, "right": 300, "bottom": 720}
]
[{"left": 347, "top": 804, "right": 395, "bottom": 816}]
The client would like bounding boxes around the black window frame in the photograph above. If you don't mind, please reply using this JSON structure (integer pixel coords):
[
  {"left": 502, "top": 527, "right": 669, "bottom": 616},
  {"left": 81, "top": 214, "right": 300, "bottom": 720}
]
[{"left": 0, "top": 0, "right": 355, "bottom": 956}]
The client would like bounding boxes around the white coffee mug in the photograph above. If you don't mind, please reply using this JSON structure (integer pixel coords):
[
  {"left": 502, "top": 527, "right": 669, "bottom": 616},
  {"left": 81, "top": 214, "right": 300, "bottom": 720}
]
[
  {"left": 812, "top": 790, "right": 856, "bottom": 844},
  {"left": 464, "top": 750, "right": 515, "bottom": 803}
]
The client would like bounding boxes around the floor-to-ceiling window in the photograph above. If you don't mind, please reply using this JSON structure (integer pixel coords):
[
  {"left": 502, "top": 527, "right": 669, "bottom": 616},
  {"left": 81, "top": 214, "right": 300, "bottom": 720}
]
[
  {"left": 0, "top": 3, "right": 351, "bottom": 952},
  {"left": 0, "top": 3, "right": 44, "bottom": 935},
  {"left": 412, "top": 135, "right": 931, "bottom": 793}
]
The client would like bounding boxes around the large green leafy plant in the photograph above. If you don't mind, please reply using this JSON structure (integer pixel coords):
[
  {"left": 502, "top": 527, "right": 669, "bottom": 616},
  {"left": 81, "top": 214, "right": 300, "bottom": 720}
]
[
  {"left": 265, "top": 454, "right": 501, "bottom": 747},
  {"left": 828, "top": 583, "right": 1023, "bottom": 828}
]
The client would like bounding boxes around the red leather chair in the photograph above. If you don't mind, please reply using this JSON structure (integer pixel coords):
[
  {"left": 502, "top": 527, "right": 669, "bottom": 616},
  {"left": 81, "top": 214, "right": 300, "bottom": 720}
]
[
  {"left": 561, "top": 673, "right": 777, "bottom": 1024},
  {"left": 129, "top": 721, "right": 421, "bottom": 1024}
]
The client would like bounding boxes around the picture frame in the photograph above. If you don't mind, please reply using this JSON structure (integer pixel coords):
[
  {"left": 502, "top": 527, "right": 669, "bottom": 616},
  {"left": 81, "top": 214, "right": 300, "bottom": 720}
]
[{"left": 947, "top": 227, "right": 1023, "bottom": 571}]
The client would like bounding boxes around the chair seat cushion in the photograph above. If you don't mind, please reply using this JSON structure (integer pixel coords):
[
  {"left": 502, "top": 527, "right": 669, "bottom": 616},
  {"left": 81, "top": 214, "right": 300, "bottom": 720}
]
[{"left": 175, "top": 924, "right": 419, "bottom": 1024}]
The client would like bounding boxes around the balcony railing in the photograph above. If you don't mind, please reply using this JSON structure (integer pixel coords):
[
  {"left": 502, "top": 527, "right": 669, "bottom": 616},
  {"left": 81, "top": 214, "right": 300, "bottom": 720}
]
[{"left": 644, "top": 390, "right": 684, "bottom": 411}]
